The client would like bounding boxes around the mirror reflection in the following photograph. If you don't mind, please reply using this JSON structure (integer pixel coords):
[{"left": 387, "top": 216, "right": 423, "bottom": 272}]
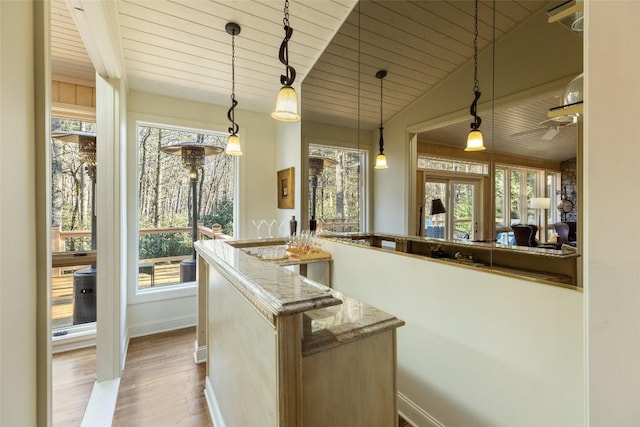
[{"left": 302, "top": 0, "right": 583, "bottom": 284}]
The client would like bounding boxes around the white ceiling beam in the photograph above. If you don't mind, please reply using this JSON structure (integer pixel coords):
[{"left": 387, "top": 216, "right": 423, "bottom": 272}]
[{"left": 65, "top": 0, "right": 126, "bottom": 82}]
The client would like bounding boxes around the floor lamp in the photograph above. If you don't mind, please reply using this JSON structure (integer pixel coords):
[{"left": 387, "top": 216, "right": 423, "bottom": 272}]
[
  {"left": 308, "top": 156, "right": 336, "bottom": 232},
  {"left": 419, "top": 196, "right": 446, "bottom": 237},
  {"left": 160, "top": 140, "right": 222, "bottom": 282},
  {"left": 530, "top": 197, "right": 551, "bottom": 242}
]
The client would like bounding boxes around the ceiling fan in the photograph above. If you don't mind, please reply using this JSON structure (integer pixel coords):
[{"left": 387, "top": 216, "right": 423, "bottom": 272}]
[{"left": 510, "top": 115, "right": 577, "bottom": 141}]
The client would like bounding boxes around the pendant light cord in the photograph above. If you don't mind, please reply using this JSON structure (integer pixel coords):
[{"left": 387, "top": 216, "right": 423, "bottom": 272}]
[
  {"left": 470, "top": 0, "right": 482, "bottom": 131},
  {"left": 473, "top": 0, "right": 479, "bottom": 93},
  {"left": 227, "top": 29, "right": 239, "bottom": 135},
  {"left": 379, "top": 76, "right": 384, "bottom": 129},
  {"left": 278, "top": 0, "right": 296, "bottom": 86},
  {"left": 379, "top": 75, "right": 384, "bottom": 154}
]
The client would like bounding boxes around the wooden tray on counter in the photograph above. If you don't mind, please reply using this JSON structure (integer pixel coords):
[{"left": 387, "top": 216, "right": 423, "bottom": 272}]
[{"left": 286, "top": 249, "right": 331, "bottom": 260}]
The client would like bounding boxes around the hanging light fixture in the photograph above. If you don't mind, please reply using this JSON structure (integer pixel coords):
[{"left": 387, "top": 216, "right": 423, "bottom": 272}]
[
  {"left": 225, "top": 22, "right": 243, "bottom": 156},
  {"left": 272, "top": 0, "right": 300, "bottom": 121},
  {"left": 375, "top": 69, "right": 388, "bottom": 169},
  {"left": 465, "top": 0, "right": 486, "bottom": 152}
]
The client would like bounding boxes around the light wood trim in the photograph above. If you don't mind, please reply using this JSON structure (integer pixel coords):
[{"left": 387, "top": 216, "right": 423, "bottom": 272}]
[
  {"left": 302, "top": 330, "right": 398, "bottom": 427},
  {"left": 196, "top": 255, "right": 208, "bottom": 366},
  {"left": 207, "top": 267, "right": 278, "bottom": 426},
  {"left": 418, "top": 141, "right": 562, "bottom": 170},
  {"left": 52, "top": 250, "right": 96, "bottom": 268},
  {"left": 276, "top": 315, "right": 303, "bottom": 427},
  {"left": 51, "top": 102, "right": 96, "bottom": 121},
  {"left": 548, "top": 103, "right": 583, "bottom": 119},
  {"left": 548, "top": 1, "right": 584, "bottom": 24},
  {"left": 52, "top": 81, "right": 96, "bottom": 107}
]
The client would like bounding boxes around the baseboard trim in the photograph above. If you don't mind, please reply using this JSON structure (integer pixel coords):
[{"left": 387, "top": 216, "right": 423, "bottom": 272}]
[
  {"left": 80, "top": 377, "right": 121, "bottom": 427},
  {"left": 194, "top": 340, "right": 206, "bottom": 364},
  {"left": 52, "top": 328, "right": 96, "bottom": 354},
  {"left": 127, "top": 314, "right": 196, "bottom": 339},
  {"left": 205, "top": 376, "right": 226, "bottom": 427},
  {"left": 398, "top": 391, "right": 445, "bottom": 427},
  {"left": 121, "top": 331, "right": 130, "bottom": 370}
]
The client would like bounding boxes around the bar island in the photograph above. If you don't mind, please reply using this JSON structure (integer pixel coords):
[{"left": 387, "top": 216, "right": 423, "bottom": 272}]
[{"left": 194, "top": 239, "right": 405, "bottom": 427}]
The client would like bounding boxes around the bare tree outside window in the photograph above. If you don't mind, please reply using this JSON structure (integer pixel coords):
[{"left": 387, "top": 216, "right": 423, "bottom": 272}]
[{"left": 137, "top": 123, "right": 235, "bottom": 288}]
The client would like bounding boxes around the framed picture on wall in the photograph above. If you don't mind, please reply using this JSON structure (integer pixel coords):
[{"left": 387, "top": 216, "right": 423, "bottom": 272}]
[{"left": 277, "top": 167, "right": 294, "bottom": 209}]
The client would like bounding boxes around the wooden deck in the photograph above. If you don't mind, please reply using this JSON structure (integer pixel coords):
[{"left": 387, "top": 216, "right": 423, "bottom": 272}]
[{"left": 52, "top": 263, "right": 182, "bottom": 329}]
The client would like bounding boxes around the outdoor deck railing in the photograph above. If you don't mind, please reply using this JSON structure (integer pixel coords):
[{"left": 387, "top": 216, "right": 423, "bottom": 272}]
[
  {"left": 51, "top": 222, "right": 230, "bottom": 329},
  {"left": 51, "top": 221, "right": 229, "bottom": 270}
]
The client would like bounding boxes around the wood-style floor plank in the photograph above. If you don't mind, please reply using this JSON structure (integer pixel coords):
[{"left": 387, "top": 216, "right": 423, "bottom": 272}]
[
  {"left": 111, "top": 327, "right": 211, "bottom": 426},
  {"left": 52, "top": 346, "right": 96, "bottom": 427},
  {"left": 53, "top": 327, "right": 413, "bottom": 426}
]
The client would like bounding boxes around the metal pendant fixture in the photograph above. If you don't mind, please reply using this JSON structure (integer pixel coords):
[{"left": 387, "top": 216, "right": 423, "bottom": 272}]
[
  {"left": 271, "top": 0, "right": 300, "bottom": 121},
  {"left": 465, "top": 0, "right": 486, "bottom": 152},
  {"left": 374, "top": 69, "right": 388, "bottom": 169},
  {"left": 225, "top": 22, "right": 243, "bottom": 156}
]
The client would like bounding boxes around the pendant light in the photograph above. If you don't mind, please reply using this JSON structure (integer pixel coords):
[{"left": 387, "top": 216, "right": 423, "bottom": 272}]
[
  {"left": 375, "top": 69, "right": 388, "bottom": 169},
  {"left": 271, "top": 0, "right": 300, "bottom": 121},
  {"left": 465, "top": 0, "right": 486, "bottom": 152},
  {"left": 225, "top": 22, "right": 243, "bottom": 156}
]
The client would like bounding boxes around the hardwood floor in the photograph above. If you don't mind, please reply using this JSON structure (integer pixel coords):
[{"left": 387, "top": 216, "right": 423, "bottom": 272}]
[
  {"left": 52, "top": 346, "right": 96, "bottom": 427},
  {"left": 54, "top": 327, "right": 413, "bottom": 426},
  {"left": 112, "top": 327, "right": 210, "bottom": 426}
]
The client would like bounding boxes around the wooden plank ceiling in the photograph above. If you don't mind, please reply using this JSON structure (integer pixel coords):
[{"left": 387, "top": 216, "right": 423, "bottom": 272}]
[{"left": 50, "top": 0, "right": 580, "bottom": 161}]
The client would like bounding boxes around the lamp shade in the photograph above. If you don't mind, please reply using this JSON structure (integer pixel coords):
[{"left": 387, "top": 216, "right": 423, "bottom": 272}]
[
  {"left": 530, "top": 197, "right": 551, "bottom": 209},
  {"left": 271, "top": 85, "right": 300, "bottom": 121},
  {"left": 225, "top": 134, "right": 242, "bottom": 156},
  {"left": 375, "top": 153, "right": 388, "bottom": 169},
  {"left": 429, "top": 198, "right": 446, "bottom": 215},
  {"left": 465, "top": 129, "right": 485, "bottom": 151}
]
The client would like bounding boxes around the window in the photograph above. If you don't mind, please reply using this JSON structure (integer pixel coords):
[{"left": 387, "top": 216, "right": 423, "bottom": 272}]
[
  {"left": 50, "top": 117, "right": 97, "bottom": 330},
  {"left": 418, "top": 155, "right": 487, "bottom": 241},
  {"left": 418, "top": 156, "right": 488, "bottom": 174},
  {"left": 495, "top": 165, "right": 560, "bottom": 244},
  {"left": 136, "top": 122, "right": 235, "bottom": 290},
  {"left": 308, "top": 144, "right": 366, "bottom": 233}
]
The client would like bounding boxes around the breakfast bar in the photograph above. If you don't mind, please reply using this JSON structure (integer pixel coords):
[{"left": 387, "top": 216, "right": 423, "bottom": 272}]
[{"left": 194, "top": 239, "right": 404, "bottom": 427}]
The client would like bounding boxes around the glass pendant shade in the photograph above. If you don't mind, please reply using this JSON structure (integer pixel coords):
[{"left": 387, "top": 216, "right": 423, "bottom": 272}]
[
  {"left": 225, "top": 134, "right": 242, "bottom": 156},
  {"left": 271, "top": 85, "right": 300, "bottom": 121},
  {"left": 465, "top": 129, "right": 485, "bottom": 151},
  {"left": 375, "top": 153, "right": 388, "bottom": 169}
]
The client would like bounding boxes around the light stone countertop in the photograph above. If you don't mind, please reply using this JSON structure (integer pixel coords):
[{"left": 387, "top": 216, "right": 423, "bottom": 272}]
[
  {"left": 195, "top": 239, "right": 404, "bottom": 352},
  {"left": 195, "top": 239, "right": 340, "bottom": 317},
  {"left": 302, "top": 289, "right": 405, "bottom": 356},
  {"left": 330, "top": 232, "right": 580, "bottom": 259}
]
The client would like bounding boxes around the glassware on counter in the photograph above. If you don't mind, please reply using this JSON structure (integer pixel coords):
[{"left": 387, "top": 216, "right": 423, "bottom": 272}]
[
  {"left": 252, "top": 219, "right": 267, "bottom": 239},
  {"left": 256, "top": 246, "right": 288, "bottom": 260}
]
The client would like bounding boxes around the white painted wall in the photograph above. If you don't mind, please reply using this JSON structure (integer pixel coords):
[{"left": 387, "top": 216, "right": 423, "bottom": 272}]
[
  {"left": 585, "top": 2, "right": 640, "bottom": 424},
  {"left": 274, "top": 119, "right": 302, "bottom": 229},
  {"left": 126, "top": 91, "right": 279, "bottom": 337},
  {"left": 0, "top": 1, "right": 38, "bottom": 425},
  {"left": 322, "top": 240, "right": 584, "bottom": 426}
]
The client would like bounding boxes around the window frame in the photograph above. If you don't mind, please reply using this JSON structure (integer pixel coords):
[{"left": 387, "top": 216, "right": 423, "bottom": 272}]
[
  {"left": 495, "top": 163, "right": 560, "bottom": 244},
  {"left": 306, "top": 142, "right": 369, "bottom": 234},
  {"left": 127, "top": 114, "right": 238, "bottom": 304}
]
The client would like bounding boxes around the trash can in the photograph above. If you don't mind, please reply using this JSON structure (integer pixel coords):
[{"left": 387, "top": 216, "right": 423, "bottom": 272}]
[
  {"left": 180, "top": 258, "right": 196, "bottom": 282},
  {"left": 73, "top": 267, "right": 96, "bottom": 324}
]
